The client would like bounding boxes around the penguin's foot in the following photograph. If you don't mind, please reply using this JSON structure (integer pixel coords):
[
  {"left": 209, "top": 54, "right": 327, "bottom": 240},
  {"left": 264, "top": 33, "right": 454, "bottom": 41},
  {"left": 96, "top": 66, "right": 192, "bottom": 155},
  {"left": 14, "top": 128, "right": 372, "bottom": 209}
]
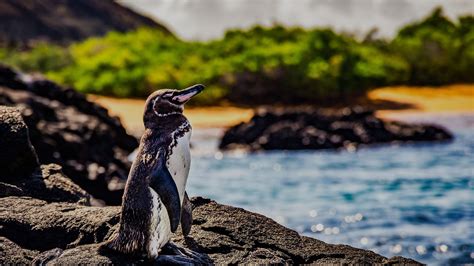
[{"left": 157, "top": 242, "right": 210, "bottom": 265}]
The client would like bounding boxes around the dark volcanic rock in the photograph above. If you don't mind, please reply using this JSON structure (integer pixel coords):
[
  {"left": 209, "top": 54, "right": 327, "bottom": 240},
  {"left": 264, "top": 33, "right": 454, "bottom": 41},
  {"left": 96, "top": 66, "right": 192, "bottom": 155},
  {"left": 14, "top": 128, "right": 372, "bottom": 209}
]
[
  {"left": 0, "top": 197, "right": 118, "bottom": 252},
  {"left": 0, "top": 164, "right": 91, "bottom": 204},
  {"left": 220, "top": 106, "right": 453, "bottom": 151},
  {"left": 0, "top": 0, "right": 171, "bottom": 46},
  {"left": 0, "top": 196, "right": 422, "bottom": 265},
  {"left": 0, "top": 105, "right": 91, "bottom": 204},
  {"left": 0, "top": 106, "right": 39, "bottom": 179},
  {"left": 0, "top": 65, "right": 139, "bottom": 205},
  {"left": 0, "top": 237, "right": 39, "bottom": 264}
]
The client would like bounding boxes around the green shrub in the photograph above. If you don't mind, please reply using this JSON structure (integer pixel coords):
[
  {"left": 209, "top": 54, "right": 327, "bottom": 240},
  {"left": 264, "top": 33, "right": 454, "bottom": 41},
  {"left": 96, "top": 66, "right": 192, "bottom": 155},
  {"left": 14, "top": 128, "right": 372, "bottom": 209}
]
[
  {"left": 0, "top": 43, "right": 71, "bottom": 73},
  {"left": 391, "top": 7, "right": 474, "bottom": 84}
]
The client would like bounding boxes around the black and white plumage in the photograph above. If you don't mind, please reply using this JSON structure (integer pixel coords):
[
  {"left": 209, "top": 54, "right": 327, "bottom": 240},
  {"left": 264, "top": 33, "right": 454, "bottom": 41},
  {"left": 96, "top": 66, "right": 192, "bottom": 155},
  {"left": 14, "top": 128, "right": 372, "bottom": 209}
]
[{"left": 103, "top": 84, "right": 204, "bottom": 259}]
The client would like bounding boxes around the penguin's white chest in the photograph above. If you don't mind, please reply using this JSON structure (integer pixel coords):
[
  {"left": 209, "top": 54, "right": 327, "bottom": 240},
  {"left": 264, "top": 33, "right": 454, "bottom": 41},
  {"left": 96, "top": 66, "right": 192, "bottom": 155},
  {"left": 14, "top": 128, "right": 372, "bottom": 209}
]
[
  {"left": 148, "top": 188, "right": 170, "bottom": 258},
  {"left": 147, "top": 130, "right": 192, "bottom": 258},
  {"left": 166, "top": 130, "right": 191, "bottom": 204}
]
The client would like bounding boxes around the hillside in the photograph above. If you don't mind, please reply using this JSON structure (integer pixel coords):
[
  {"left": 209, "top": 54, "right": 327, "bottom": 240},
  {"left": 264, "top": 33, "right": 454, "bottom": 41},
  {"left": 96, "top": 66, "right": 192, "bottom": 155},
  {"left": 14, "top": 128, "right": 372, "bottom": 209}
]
[{"left": 0, "top": 0, "right": 171, "bottom": 46}]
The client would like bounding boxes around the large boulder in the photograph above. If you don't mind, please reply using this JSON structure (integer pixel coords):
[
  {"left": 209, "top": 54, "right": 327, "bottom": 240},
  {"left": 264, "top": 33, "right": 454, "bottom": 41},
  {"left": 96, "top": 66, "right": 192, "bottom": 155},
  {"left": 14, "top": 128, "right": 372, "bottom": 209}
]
[
  {"left": 0, "top": 196, "right": 421, "bottom": 265},
  {"left": 0, "top": 106, "right": 91, "bottom": 204},
  {"left": 0, "top": 106, "right": 39, "bottom": 179},
  {"left": 0, "top": 66, "right": 138, "bottom": 204},
  {"left": 220, "top": 106, "right": 453, "bottom": 151}
]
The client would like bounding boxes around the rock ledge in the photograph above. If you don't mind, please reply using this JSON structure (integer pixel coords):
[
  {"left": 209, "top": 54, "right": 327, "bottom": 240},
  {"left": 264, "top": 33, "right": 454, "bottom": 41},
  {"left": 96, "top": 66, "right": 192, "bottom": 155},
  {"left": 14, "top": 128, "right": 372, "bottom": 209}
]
[{"left": 0, "top": 196, "right": 422, "bottom": 265}]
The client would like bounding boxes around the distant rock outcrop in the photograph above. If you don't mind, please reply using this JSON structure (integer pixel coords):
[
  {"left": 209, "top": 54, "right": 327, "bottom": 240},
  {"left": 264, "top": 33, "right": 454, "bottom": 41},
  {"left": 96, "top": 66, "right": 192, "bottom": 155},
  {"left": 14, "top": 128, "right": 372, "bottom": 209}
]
[
  {"left": 0, "top": 0, "right": 171, "bottom": 46},
  {"left": 220, "top": 106, "right": 453, "bottom": 151},
  {"left": 0, "top": 65, "right": 138, "bottom": 205}
]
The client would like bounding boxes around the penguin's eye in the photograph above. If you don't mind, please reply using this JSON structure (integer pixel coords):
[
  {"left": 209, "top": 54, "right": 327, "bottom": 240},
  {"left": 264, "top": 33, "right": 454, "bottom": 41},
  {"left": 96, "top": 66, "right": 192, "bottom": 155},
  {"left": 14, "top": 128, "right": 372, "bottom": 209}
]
[{"left": 164, "top": 93, "right": 181, "bottom": 104}]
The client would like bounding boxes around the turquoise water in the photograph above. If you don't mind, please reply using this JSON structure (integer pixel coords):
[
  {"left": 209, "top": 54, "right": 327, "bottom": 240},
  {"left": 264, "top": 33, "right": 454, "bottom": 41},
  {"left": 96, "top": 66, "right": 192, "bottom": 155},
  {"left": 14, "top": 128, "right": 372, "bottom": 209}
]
[{"left": 187, "top": 114, "right": 473, "bottom": 265}]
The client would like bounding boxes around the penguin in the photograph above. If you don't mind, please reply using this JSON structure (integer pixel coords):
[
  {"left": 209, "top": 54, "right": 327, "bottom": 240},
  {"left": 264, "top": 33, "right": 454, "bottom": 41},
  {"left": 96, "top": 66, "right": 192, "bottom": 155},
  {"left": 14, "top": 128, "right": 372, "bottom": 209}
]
[{"left": 103, "top": 84, "right": 205, "bottom": 262}]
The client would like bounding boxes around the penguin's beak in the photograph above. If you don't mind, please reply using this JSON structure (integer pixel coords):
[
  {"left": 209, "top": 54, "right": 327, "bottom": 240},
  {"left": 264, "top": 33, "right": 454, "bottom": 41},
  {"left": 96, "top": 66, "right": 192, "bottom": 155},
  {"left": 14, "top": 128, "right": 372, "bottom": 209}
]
[{"left": 172, "top": 84, "right": 205, "bottom": 104}]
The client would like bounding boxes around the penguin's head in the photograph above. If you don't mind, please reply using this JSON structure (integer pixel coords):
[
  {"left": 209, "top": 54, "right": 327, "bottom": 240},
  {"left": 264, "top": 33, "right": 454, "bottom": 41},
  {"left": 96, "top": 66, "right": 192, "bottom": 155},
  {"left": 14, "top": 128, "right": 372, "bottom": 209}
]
[{"left": 144, "top": 84, "right": 204, "bottom": 125}]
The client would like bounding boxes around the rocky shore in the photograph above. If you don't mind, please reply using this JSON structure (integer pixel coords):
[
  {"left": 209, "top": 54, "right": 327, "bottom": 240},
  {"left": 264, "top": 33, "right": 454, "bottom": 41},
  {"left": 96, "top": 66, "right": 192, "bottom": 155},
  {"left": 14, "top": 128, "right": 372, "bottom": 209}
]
[
  {"left": 0, "top": 116, "right": 419, "bottom": 265},
  {"left": 0, "top": 195, "right": 421, "bottom": 265},
  {"left": 220, "top": 106, "right": 453, "bottom": 151},
  {"left": 0, "top": 80, "right": 421, "bottom": 264}
]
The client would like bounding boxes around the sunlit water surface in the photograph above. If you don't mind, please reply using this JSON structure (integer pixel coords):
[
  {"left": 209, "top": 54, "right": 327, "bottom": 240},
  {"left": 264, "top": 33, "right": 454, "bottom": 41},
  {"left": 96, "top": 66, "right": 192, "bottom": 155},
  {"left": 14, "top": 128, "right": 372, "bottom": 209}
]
[{"left": 186, "top": 114, "right": 473, "bottom": 265}]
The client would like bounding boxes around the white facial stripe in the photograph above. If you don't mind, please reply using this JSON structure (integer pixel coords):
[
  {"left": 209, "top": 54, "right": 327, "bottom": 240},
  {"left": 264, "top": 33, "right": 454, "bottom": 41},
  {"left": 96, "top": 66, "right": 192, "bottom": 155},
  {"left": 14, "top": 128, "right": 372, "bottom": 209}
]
[
  {"left": 152, "top": 96, "right": 159, "bottom": 116},
  {"left": 153, "top": 111, "right": 181, "bottom": 117},
  {"left": 152, "top": 95, "right": 183, "bottom": 117}
]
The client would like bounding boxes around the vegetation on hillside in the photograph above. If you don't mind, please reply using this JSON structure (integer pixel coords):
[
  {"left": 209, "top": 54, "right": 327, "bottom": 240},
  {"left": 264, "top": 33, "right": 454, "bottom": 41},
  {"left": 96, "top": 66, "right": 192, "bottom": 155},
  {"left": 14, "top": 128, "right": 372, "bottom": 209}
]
[{"left": 0, "top": 8, "right": 472, "bottom": 105}]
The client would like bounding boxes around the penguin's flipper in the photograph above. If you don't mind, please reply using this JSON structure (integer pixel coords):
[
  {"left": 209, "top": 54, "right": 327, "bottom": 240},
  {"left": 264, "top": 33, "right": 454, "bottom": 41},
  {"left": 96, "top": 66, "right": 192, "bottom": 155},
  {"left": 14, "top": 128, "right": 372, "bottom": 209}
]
[
  {"left": 149, "top": 153, "right": 181, "bottom": 233},
  {"left": 181, "top": 191, "right": 193, "bottom": 236}
]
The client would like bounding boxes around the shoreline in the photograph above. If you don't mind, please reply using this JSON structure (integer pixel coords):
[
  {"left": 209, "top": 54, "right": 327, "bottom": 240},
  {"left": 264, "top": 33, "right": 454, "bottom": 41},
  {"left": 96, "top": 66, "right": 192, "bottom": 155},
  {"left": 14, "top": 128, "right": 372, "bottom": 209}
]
[
  {"left": 89, "top": 84, "right": 473, "bottom": 131},
  {"left": 369, "top": 84, "right": 473, "bottom": 120}
]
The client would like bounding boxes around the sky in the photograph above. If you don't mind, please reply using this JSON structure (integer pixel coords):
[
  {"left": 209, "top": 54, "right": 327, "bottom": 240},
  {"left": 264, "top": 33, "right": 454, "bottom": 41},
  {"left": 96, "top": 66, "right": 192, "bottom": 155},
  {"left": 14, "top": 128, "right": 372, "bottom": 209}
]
[{"left": 119, "top": 0, "right": 474, "bottom": 40}]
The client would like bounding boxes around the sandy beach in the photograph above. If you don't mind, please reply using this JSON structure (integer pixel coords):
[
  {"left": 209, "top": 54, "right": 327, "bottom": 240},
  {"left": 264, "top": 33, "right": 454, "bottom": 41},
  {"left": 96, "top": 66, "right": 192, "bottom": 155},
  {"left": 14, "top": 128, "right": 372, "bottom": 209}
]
[
  {"left": 369, "top": 84, "right": 473, "bottom": 120},
  {"left": 89, "top": 84, "right": 473, "bottom": 131}
]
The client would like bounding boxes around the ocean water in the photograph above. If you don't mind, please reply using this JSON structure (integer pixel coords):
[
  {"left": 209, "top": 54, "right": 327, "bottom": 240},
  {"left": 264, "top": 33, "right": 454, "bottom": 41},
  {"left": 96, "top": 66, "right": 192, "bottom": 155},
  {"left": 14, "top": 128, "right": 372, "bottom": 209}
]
[{"left": 187, "top": 114, "right": 474, "bottom": 265}]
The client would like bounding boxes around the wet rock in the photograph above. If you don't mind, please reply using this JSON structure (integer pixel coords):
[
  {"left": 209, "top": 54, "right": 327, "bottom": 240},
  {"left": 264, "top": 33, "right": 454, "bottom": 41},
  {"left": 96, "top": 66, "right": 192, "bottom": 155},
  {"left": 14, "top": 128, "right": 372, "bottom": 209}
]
[
  {"left": 220, "top": 106, "right": 453, "bottom": 151},
  {"left": 0, "top": 106, "right": 39, "bottom": 179},
  {"left": 0, "top": 196, "right": 422, "bottom": 265},
  {"left": 0, "top": 65, "right": 139, "bottom": 204}
]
